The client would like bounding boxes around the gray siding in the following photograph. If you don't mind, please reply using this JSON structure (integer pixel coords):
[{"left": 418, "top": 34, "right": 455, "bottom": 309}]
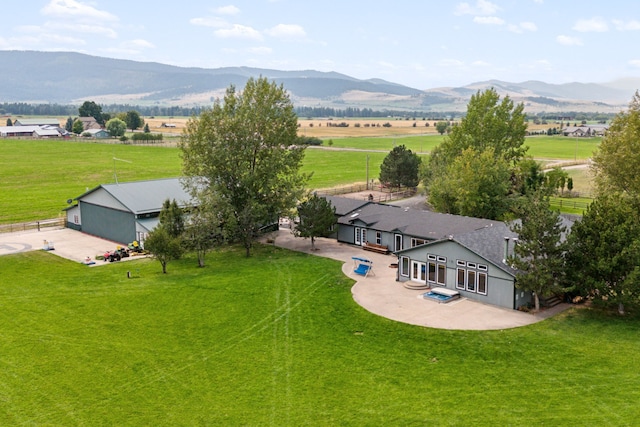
[
  {"left": 397, "top": 240, "right": 529, "bottom": 310},
  {"left": 80, "top": 202, "right": 136, "bottom": 244}
]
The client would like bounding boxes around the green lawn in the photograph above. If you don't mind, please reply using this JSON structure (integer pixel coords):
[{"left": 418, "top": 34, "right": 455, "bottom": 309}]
[
  {"left": 324, "top": 134, "right": 445, "bottom": 153},
  {"left": 1, "top": 247, "right": 639, "bottom": 425},
  {"left": 525, "top": 135, "right": 600, "bottom": 160}
]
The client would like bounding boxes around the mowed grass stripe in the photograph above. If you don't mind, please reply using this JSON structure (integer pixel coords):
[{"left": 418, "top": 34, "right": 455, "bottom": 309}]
[{"left": 1, "top": 247, "right": 639, "bottom": 424}]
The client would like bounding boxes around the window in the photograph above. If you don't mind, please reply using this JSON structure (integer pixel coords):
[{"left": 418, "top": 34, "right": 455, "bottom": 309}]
[
  {"left": 401, "top": 257, "right": 410, "bottom": 277},
  {"left": 355, "top": 228, "right": 361, "bottom": 245},
  {"left": 456, "top": 268, "right": 465, "bottom": 289},
  {"left": 456, "top": 260, "right": 488, "bottom": 295},
  {"left": 411, "top": 238, "right": 426, "bottom": 247},
  {"left": 466, "top": 270, "right": 476, "bottom": 292},
  {"left": 395, "top": 234, "right": 403, "bottom": 252},
  {"left": 437, "top": 264, "right": 446, "bottom": 285},
  {"left": 478, "top": 272, "right": 487, "bottom": 295},
  {"left": 428, "top": 261, "right": 437, "bottom": 282},
  {"left": 426, "top": 254, "right": 447, "bottom": 285},
  {"left": 376, "top": 231, "right": 382, "bottom": 245}
]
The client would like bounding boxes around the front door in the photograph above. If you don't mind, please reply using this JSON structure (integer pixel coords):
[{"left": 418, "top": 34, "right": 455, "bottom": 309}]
[{"left": 355, "top": 227, "right": 367, "bottom": 246}]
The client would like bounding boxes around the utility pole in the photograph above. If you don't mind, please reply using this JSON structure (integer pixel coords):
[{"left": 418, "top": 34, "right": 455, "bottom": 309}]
[{"left": 366, "top": 154, "right": 369, "bottom": 190}]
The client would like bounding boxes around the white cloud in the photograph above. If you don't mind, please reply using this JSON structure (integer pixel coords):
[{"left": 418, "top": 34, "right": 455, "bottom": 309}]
[
  {"left": 556, "top": 35, "right": 583, "bottom": 46},
  {"left": 455, "top": 0, "right": 500, "bottom": 16},
  {"left": 264, "top": 24, "right": 306, "bottom": 39},
  {"left": 248, "top": 46, "right": 272, "bottom": 55},
  {"left": 127, "top": 39, "right": 155, "bottom": 49},
  {"left": 215, "top": 5, "right": 240, "bottom": 15},
  {"left": 190, "top": 17, "right": 229, "bottom": 28},
  {"left": 438, "top": 59, "right": 465, "bottom": 67},
  {"left": 508, "top": 22, "right": 537, "bottom": 33},
  {"left": 45, "top": 22, "right": 118, "bottom": 38},
  {"left": 630, "top": 59, "right": 640, "bottom": 68},
  {"left": 520, "top": 22, "right": 538, "bottom": 31},
  {"left": 215, "top": 24, "right": 263, "bottom": 41},
  {"left": 41, "top": 0, "right": 118, "bottom": 22},
  {"left": 474, "top": 16, "right": 504, "bottom": 25},
  {"left": 572, "top": 17, "right": 608, "bottom": 33},
  {"left": 472, "top": 60, "right": 490, "bottom": 67},
  {"left": 613, "top": 19, "right": 640, "bottom": 31}
]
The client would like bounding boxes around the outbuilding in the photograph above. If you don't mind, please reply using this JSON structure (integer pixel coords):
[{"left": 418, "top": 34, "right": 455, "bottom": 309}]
[{"left": 66, "top": 178, "right": 194, "bottom": 245}]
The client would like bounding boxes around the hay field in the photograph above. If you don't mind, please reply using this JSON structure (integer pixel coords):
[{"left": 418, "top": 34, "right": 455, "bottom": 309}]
[{"left": 143, "top": 116, "right": 561, "bottom": 139}]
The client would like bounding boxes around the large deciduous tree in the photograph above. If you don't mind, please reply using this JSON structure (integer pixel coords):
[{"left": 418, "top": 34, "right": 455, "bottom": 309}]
[
  {"left": 106, "top": 118, "right": 126, "bottom": 137},
  {"left": 78, "top": 101, "right": 104, "bottom": 125},
  {"left": 379, "top": 144, "right": 422, "bottom": 190},
  {"left": 564, "top": 193, "right": 640, "bottom": 315},
  {"left": 125, "top": 110, "right": 144, "bottom": 131},
  {"left": 508, "top": 190, "right": 567, "bottom": 312},
  {"left": 592, "top": 91, "right": 640, "bottom": 198},
  {"left": 293, "top": 194, "right": 336, "bottom": 250},
  {"left": 180, "top": 77, "right": 309, "bottom": 257},
  {"left": 422, "top": 88, "right": 527, "bottom": 219},
  {"left": 429, "top": 147, "right": 511, "bottom": 219}
]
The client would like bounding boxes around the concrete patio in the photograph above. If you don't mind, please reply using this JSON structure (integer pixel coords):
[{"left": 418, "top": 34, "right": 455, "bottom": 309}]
[{"left": 263, "top": 227, "right": 570, "bottom": 330}]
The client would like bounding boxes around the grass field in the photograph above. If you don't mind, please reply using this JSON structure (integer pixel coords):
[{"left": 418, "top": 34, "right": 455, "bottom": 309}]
[
  {"left": 0, "top": 134, "right": 595, "bottom": 224},
  {"left": 1, "top": 247, "right": 639, "bottom": 425}
]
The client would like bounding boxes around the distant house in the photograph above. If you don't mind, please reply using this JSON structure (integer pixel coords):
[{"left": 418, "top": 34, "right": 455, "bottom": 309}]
[
  {"left": 78, "top": 117, "right": 102, "bottom": 130},
  {"left": 562, "top": 124, "right": 609, "bottom": 137},
  {"left": 65, "top": 178, "right": 194, "bottom": 245},
  {"left": 13, "top": 118, "right": 61, "bottom": 127},
  {"left": 83, "top": 128, "right": 111, "bottom": 139}
]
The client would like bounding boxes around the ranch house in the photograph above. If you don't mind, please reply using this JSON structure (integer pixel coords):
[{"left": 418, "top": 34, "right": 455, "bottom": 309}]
[{"left": 326, "top": 197, "right": 536, "bottom": 310}]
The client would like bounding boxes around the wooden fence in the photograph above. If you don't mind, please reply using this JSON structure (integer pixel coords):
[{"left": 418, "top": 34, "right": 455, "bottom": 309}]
[{"left": 0, "top": 218, "right": 65, "bottom": 234}]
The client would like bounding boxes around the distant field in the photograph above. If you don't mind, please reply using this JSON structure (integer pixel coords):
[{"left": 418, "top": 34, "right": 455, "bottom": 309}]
[
  {"left": 0, "top": 140, "right": 392, "bottom": 223},
  {"left": 0, "top": 133, "right": 597, "bottom": 224}
]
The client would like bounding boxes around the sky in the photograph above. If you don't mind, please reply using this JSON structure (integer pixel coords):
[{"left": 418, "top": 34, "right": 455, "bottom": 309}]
[{"left": 2, "top": 0, "right": 640, "bottom": 89}]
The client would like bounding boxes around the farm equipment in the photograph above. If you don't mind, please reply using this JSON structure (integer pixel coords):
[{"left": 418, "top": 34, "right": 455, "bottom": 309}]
[
  {"left": 128, "top": 240, "right": 144, "bottom": 253},
  {"left": 103, "top": 246, "right": 130, "bottom": 262}
]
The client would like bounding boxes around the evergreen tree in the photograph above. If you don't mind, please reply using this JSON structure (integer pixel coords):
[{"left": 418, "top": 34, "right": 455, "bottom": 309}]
[
  {"left": 379, "top": 144, "right": 422, "bottom": 189},
  {"left": 508, "top": 190, "right": 567, "bottom": 312},
  {"left": 293, "top": 194, "right": 336, "bottom": 250},
  {"left": 564, "top": 193, "right": 640, "bottom": 315}
]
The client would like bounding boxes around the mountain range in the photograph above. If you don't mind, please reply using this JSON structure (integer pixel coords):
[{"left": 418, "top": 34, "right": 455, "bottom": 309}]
[{"left": 1, "top": 50, "right": 638, "bottom": 113}]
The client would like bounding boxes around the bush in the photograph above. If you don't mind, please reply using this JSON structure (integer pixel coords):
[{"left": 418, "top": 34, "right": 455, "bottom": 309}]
[
  {"left": 298, "top": 136, "right": 323, "bottom": 146},
  {"left": 131, "top": 133, "right": 163, "bottom": 143}
]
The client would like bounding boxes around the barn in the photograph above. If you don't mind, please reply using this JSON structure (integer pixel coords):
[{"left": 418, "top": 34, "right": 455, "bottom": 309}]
[{"left": 66, "top": 178, "right": 194, "bottom": 245}]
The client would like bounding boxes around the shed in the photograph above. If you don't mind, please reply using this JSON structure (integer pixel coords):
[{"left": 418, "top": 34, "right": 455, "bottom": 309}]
[
  {"left": 13, "top": 118, "right": 61, "bottom": 127},
  {"left": 67, "top": 178, "right": 194, "bottom": 245}
]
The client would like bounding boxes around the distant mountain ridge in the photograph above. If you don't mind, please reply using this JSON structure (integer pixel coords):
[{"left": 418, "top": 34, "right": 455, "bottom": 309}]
[{"left": 1, "top": 50, "right": 637, "bottom": 113}]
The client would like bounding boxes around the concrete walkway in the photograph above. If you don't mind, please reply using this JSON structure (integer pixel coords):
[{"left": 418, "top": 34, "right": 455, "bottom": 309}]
[{"left": 263, "top": 228, "right": 570, "bottom": 331}]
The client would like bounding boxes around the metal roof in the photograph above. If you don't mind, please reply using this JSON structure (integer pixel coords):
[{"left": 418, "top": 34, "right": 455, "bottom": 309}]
[{"left": 78, "top": 178, "right": 195, "bottom": 215}]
